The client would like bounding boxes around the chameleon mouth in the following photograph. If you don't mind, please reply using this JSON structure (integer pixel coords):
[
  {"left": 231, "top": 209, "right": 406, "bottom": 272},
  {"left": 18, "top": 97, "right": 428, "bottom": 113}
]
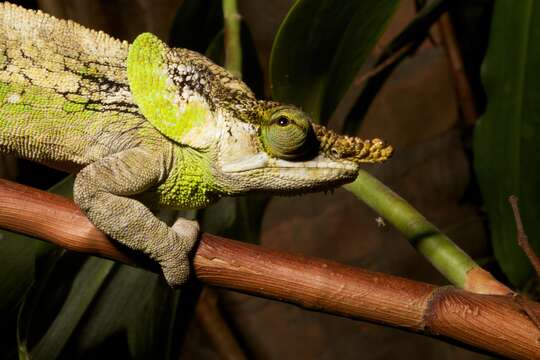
[{"left": 222, "top": 153, "right": 358, "bottom": 173}]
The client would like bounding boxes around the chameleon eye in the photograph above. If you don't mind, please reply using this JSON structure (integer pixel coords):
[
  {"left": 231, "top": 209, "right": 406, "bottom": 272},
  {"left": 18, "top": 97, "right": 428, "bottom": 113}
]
[
  {"left": 276, "top": 116, "right": 290, "bottom": 126},
  {"left": 261, "top": 109, "right": 312, "bottom": 160}
]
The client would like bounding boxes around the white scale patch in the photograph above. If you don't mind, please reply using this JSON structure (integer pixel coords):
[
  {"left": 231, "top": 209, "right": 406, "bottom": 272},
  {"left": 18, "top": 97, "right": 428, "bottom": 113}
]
[{"left": 6, "top": 93, "right": 21, "bottom": 104}]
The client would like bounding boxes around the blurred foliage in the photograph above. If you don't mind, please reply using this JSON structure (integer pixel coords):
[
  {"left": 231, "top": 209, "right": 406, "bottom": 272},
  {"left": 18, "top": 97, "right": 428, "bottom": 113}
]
[
  {"left": 169, "top": 0, "right": 223, "bottom": 54},
  {"left": 448, "top": 0, "right": 494, "bottom": 114},
  {"left": 270, "top": 0, "right": 401, "bottom": 123},
  {"left": 0, "top": 235, "right": 53, "bottom": 359},
  {"left": 474, "top": 0, "right": 540, "bottom": 287},
  {"left": 342, "top": 0, "right": 447, "bottom": 135}
]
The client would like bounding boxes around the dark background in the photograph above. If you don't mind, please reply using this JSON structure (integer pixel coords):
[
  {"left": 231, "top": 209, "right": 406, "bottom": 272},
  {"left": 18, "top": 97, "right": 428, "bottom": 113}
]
[{"left": 0, "top": 0, "right": 502, "bottom": 359}]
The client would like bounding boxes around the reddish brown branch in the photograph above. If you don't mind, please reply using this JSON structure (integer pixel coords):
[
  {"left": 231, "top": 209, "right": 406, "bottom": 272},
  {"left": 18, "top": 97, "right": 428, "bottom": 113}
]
[
  {"left": 509, "top": 195, "right": 540, "bottom": 276},
  {"left": 1, "top": 179, "right": 540, "bottom": 359},
  {"left": 353, "top": 43, "right": 413, "bottom": 87}
]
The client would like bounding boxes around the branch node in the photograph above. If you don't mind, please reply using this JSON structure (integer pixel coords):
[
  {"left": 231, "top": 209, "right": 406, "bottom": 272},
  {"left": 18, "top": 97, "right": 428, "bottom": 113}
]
[{"left": 512, "top": 292, "right": 540, "bottom": 334}]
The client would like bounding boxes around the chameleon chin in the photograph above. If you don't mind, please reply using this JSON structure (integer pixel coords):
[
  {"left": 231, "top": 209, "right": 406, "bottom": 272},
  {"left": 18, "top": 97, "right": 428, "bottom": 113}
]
[{"left": 0, "top": 2, "right": 392, "bottom": 287}]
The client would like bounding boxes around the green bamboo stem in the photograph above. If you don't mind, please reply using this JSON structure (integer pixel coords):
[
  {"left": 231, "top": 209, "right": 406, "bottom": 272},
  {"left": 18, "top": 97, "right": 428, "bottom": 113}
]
[
  {"left": 345, "top": 170, "right": 478, "bottom": 288},
  {"left": 222, "top": 0, "right": 242, "bottom": 78}
]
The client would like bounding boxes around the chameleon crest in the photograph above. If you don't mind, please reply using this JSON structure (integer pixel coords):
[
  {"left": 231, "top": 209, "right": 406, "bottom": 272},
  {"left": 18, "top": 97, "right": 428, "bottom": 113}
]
[{"left": 127, "top": 32, "right": 215, "bottom": 148}]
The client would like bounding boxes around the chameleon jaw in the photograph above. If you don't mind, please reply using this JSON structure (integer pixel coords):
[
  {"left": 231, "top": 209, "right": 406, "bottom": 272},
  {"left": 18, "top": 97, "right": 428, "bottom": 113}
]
[{"left": 221, "top": 152, "right": 358, "bottom": 174}]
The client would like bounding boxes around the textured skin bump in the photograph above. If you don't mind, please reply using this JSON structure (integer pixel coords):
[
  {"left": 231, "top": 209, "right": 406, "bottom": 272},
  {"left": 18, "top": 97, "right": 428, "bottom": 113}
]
[
  {"left": 156, "top": 147, "right": 221, "bottom": 209},
  {"left": 313, "top": 124, "right": 394, "bottom": 163}
]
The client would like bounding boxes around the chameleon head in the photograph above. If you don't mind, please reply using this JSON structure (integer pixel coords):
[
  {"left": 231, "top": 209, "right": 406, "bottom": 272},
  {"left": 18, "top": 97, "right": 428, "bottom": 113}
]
[
  {"left": 126, "top": 32, "right": 393, "bottom": 198},
  {"left": 214, "top": 102, "right": 394, "bottom": 195}
]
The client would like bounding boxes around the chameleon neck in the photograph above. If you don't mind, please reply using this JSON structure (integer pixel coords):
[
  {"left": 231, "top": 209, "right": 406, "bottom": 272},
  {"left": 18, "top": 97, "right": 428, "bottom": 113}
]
[{"left": 155, "top": 147, "right": 223, "bottom": 209}]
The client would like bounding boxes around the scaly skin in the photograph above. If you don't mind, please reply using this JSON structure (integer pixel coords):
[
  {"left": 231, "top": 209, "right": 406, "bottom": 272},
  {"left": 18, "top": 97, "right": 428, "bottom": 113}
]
[{"left": 0, "top": 3, "right": 393, "bottom": 287}]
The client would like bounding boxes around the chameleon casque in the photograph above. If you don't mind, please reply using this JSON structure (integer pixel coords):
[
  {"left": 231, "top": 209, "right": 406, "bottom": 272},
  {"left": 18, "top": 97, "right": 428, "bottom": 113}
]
[{"left": 0, "top": 3, "right": 393, "bottom": 287}]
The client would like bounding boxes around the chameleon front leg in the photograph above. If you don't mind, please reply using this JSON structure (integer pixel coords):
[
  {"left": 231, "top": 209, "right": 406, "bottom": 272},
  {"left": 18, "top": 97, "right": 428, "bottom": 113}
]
[{"left": 73, "top": 147, "right": 199, "bottom": 287}]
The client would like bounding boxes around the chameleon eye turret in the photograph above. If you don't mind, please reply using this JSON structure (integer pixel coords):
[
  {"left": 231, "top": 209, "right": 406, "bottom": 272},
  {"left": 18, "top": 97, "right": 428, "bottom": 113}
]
[{"left": 260, "top": 106, "right": 313, "bottom": 160}]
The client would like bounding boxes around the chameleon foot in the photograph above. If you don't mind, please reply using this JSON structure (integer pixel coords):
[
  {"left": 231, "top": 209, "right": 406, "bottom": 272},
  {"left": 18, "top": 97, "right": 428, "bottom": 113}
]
[{"left": 159, "top": 217, "right": 200, "bottom": 287}]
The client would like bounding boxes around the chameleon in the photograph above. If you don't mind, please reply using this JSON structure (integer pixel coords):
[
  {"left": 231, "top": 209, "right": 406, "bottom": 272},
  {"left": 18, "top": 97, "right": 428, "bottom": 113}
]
[{"left": 0, "top": 3, "right": 393, "bottom": 287}]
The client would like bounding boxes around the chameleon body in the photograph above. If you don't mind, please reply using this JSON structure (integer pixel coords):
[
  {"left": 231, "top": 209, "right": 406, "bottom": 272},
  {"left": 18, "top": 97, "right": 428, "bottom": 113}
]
[{"left": 0, "top": 3, "right": 392, "bottom": 286}]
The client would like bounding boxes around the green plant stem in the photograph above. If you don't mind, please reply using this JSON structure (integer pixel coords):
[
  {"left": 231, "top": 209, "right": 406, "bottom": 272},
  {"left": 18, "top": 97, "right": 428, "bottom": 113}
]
[
  {"left": 345, "top": 170, "right": 477, "bottom": 288},
  {"left": 222, "top": 0, "right": 242, "bottom": 78}
]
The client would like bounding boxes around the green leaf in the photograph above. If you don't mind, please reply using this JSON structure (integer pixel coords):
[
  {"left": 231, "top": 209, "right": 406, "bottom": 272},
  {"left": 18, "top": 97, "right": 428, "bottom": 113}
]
[
  {"left": 270, "top": 0, "right": 400, "bottom": 122},
  {"left": 0, "top": 234, "right": 39, "bottom": 313},
  {"left": 19, "top": 239, "right": 187, "bottom": 359},
  {"left": 16, "top": 246, "right": 65, "bottom": 360},
  {"left": 474, "top": 0, "right": 540, "bottom": 287},
  {"left": 29, "top": 258, "right": 115, "bottom": 359},
  {"left": 57, "top": 265, "right": 184, "bottom": 360},
  {"left": 0, "top": 233, "right": 39, "bottom": 360}
]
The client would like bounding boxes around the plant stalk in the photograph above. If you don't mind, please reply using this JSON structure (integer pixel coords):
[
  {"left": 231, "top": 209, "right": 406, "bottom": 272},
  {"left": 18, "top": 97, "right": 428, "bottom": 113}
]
[
  {"left": 222, "top": 0, "right": 242, "bottom": 78},
  {"left": 345, "top": 170, "right": 510, "bottom": 294}
]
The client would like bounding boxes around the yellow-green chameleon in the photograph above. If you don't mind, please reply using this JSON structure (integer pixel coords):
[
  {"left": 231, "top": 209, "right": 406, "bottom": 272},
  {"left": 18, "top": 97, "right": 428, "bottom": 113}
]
[{"left": 0, "top": 3, "right": 393, "bottom": 287}]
